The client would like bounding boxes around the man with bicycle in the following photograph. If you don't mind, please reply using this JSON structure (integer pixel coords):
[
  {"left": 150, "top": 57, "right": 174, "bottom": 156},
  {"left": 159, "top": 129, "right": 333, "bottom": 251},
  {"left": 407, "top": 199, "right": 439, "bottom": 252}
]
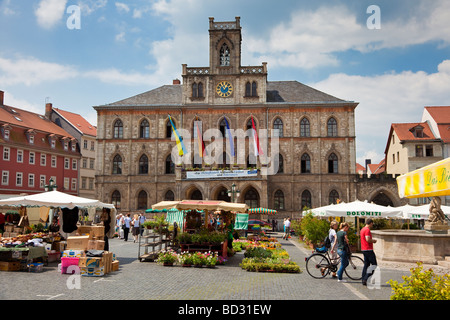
[{"left": 360, "top": 218, "right": 378, "bottom": 286}]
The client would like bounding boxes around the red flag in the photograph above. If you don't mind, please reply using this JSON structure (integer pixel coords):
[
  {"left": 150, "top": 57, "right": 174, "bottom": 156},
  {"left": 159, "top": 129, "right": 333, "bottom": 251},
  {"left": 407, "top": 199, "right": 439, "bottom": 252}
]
[{"left": 251, "top": 115, "right": 262, "bottom": 156}]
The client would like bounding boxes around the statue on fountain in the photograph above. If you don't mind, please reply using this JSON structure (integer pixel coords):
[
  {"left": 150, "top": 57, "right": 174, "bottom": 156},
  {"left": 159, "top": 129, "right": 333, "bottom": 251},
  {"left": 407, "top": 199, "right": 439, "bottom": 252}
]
[{"left": 425, "top": 197, "right": 449, "bottom": 234}]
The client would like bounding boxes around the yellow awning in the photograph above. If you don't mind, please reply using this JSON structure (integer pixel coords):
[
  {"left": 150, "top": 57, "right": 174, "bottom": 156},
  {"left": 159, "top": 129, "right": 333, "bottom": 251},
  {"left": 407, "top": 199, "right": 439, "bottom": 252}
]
[{"left": 397, "top": 157, "right": 450, "bottom": 198}]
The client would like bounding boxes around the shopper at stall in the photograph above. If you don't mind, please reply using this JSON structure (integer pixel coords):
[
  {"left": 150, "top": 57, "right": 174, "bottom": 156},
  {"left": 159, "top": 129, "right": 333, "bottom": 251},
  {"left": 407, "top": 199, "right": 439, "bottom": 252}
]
[
  {"left": 116, "top": 214, "right": 124, "bottom": 239},
  {"left": 123, "top": 213, "right": 132, "bottom": 241}
]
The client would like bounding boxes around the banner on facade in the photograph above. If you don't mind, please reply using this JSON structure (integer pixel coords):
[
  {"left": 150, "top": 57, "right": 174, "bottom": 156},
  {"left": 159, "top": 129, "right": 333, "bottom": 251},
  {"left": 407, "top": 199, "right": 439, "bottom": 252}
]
[{"left": 186, "top": 169, "right": 258, "bottom": 179}]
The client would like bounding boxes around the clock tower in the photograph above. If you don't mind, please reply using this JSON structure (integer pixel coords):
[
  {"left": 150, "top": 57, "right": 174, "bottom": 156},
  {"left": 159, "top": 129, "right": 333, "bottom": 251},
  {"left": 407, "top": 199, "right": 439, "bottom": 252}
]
[{"left": 181, "top": 17, "right": 267, "bottom": 105}]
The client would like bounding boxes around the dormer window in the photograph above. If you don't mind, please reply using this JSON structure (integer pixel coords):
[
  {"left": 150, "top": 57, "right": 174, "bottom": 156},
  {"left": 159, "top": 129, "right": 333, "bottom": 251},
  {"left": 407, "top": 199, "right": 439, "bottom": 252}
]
[
  {"left": 51, "top": 140, "right": 56, "bottom": 148},
  {"left": 4, "top": 129, "right": 9, "bottom": 140},
  {"left": 220, "top": 43, "right": 230, "bottom": 66},
  {"left": 29, "top": 135, "right": 34, "bottom": 144},
  {"left": 64, "top": 141, "right": 68, "bottom": 150},
  {"left": 411, "top": 125, "right": 424, "bottom": 138}
]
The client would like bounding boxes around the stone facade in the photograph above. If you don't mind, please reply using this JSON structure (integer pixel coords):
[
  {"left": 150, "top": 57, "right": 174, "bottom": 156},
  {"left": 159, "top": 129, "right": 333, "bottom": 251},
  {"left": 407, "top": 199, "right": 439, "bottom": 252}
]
[{"left": 94, "top": 17, "right": 359, "bottom": 217}]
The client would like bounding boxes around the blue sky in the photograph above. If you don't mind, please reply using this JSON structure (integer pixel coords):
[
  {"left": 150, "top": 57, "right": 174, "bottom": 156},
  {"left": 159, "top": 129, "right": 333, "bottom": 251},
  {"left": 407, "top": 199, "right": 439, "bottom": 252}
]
[{"left": 1, "top": 0, "right": 450, "bottom": 165}]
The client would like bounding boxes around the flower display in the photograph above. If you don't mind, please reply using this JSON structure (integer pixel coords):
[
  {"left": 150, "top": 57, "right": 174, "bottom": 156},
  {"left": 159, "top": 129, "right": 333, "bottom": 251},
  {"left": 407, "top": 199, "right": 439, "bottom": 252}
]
[{"left": 156, "top": 249, "right": 178, "bottom": 265}]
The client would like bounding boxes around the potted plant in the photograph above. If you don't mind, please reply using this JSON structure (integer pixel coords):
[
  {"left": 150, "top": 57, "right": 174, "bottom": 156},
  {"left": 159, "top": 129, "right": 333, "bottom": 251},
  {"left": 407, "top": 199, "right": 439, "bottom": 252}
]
[
  {"left": 156, "top": 249, "right": 178, "bottom": 266},
  {"left": 178, "top": 252, "right": 194, "bottom": 267},
  {"left": 192, "top": 252, "right": 206, "bottom": 267},
  {"left": 204, "top": 252, "right": 218, "bottom": 268}
]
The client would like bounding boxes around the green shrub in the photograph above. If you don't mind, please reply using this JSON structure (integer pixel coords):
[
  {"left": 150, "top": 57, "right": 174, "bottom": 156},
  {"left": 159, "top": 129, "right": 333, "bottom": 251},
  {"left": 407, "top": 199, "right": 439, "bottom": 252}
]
[
  {"left": 387, "top": 262, "right": 450, "bottom": 300},
  {"left": 300, "top": 211, "right": 329, "bottom": 247},
  {"left": 244, "top": 246, "right": 273, "bottom": 259}
]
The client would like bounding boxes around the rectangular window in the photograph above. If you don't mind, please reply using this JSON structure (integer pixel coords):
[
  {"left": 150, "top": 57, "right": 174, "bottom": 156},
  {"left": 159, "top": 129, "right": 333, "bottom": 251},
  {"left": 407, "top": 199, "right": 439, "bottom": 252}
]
[
  {"left": 72, "top": 159, "right": 77, "bottom": 170},
  {"left": 392, "top": 154, "right": 395, "bottom": 164},
  {"left": 82, "top": 158, "right": 87, "bottom": 168},
  {"left": 64, "top": 158, "right": 70, "bottom": 169},
  {"left": 40, "top": 175, "right": 46, "bottom": 189},
  {"left": 29, "top": 135, "right": 34, "bottom": 144},
  {"left": 426, "top": 145, "right": 433, "bottom": 157},
  {"left": 90, "top": 159, "right": 95, "bottom": 169},
  {"left": 29, "top": 152, "right": 35, "bottom": 165},
  {"left": 4, "top": 129, "right": 9, "bottom": 140},
  {"left": 64, "top": 178, "right": 70, "bottom": 190},
  {"left": 90, "top": 141, "right": 95, "bottom": 151},
  {"left": 81, "top": 177, "right": 87, "bottom": 189},
  {"left": 397, "top": 152, "right": 399, "bottom": 162},
  {"left": 28, "top": 174, "right": 35, "bottom": 187},
  {"left": 3, "top": 147, "right": 10, "bottom": 161},
  {"left": 51, "top": 155, "right": 57, "bottom": 168},
  {"left": 40, "top": 154, "right": 47, "bottom": 166},
  {"left": 17, "top": 150, "right": 23, "bottom": 163},
  {"left": 16, "top": 172, "right": 23, "bottom": 186},
  {"left": 51, "top": 140, "right": 56, "bottom": 148},
  {"left": 71, "top": 178, "right": 77, "bottom": 191},
  {"left": 415, "top": 145, "right": 423, "bottom": 157},
  {"left": 2, "top": 171, "right": 9, "bottom": 185},
  {"left": 89, "top": 178, "right": 94, "bottom": 190}
]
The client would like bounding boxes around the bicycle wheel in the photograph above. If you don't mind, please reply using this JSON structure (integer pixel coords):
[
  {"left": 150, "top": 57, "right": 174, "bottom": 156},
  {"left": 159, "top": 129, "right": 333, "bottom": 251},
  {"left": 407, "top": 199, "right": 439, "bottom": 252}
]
[
  {"left": 344, "top": 254, "right": 364, "bottom": 280},
  {"left": 306, "top": 253, "right": 331, "bottom": 279}
]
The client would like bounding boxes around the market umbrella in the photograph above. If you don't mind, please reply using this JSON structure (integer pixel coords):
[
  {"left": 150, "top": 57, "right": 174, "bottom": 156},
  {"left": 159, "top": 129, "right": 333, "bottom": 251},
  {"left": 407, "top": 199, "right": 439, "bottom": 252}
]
[
  {"left": 151, "top": 200, "right": 248, "bottom": 213},
  {"left": 247, "top": 207, "right": 277, "bottom": 215},
  {"left": 396, "top": 157, "right": 450, "bottom": 199},
  {"left": 398, "top": 204, "right": 450, "bottom": 220},
  {"left": 0, "top": 190, "right": 115, "bottom": 209},
  {"left": 310, "top": 200, "right": 404, "bottom": 218}
]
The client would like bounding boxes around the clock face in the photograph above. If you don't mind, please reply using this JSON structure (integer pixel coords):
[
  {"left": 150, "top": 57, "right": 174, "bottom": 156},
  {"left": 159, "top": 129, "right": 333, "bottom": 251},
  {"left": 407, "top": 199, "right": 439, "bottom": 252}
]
[{"left": 216, "top": 81, "right": 233, "bottom": 97}]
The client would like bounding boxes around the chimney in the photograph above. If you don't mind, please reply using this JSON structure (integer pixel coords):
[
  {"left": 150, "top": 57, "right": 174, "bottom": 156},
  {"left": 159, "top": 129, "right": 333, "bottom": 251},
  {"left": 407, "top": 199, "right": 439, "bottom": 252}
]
[
  {"left": 45, "top": 103, "right": 53, "bottom": 119},
  {"left": 173, "top": 79, "right": 181, "bottom": 85},
  {"left": 365, "top": 159, "right": 371, "bottom": 172},
  {"left": 0, "top": 90, "right": 4, "bottom": 106}
]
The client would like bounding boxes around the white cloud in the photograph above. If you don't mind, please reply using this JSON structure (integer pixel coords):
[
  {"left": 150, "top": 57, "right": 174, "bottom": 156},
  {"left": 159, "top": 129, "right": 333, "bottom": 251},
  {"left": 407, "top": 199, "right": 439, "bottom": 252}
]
[
  {"left": 115, "top": 2, "right": 130, "bottom": 13},
  {"left": 0, "top": 91, "right": 41, "bottom": 114},
  {"left": 0, "top": 56, "right": 78, "bottom": 86},
  {"left": 312, "top": 60, "right": 450, "bottom": 163},
  {"left": 77, "top": 0, "right": 107, "bottom": 15},
  {"left": 35, "top": 0, "right": 68, "bottom": 29},
  {"left": 115, "top": 31, "right": 126, "bottom": 42},
  {"left": 1, "top": 0, "right": 16, "bottom": 15}
]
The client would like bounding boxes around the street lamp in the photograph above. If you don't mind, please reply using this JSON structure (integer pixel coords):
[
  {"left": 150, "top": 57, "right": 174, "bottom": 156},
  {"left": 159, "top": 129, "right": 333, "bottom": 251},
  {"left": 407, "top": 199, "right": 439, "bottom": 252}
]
[
  {"left": 227, "top": 183, "right": 240, "bottom": 203},
  {"left": 44, "top": 178, "right": 57, "bottom": 192}
]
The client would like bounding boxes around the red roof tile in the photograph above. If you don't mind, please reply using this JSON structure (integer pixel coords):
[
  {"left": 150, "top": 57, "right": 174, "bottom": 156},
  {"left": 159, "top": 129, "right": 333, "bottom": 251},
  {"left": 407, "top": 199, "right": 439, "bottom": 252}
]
[
  {"left": 53, "top": 108, "right": 97, "bottom": 137},
  {"left": 391, "top": 122, "right": 437, "bottom": 141},
  {"left": 0, "top": 104, "right": 73, "bottom": 138},
  {"left": 424, "top": 106, "right": 450, "bottom": 143}
]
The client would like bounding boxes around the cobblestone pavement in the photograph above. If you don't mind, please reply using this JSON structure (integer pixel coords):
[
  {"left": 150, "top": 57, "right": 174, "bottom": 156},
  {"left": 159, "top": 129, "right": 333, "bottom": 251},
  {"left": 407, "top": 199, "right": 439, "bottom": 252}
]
[{"left": 1, "top": 233, "right": 446, "bottom": 301}]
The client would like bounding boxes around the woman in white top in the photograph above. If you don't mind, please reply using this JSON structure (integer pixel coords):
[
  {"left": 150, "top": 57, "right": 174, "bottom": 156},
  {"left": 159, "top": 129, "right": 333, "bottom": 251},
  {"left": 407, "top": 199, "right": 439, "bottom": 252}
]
[{"left": 329, "top": 220, "right": 339, "bottom": 278}]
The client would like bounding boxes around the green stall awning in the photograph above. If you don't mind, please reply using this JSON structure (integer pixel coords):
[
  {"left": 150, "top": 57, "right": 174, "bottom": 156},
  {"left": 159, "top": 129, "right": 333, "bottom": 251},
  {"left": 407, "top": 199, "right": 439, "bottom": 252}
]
[{"left": 247, "top": 208, "right": 277, "bottom": 215}]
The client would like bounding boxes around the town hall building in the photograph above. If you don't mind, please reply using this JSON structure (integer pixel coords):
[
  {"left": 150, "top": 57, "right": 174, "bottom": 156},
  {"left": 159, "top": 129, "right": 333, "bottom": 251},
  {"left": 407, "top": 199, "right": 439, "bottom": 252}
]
[{"left": 94, "top": 17, "right": 359, "bottom": 217}]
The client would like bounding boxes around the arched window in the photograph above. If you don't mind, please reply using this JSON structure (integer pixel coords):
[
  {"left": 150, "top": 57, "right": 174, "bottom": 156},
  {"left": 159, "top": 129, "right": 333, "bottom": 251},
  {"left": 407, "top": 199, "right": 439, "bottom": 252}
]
[
  {"left": 113, "top": 119, "right": 123, "bottom": 139},
  {"left": 198, "top": 82, "right": 203, "bottom": 97},
  {"left": 111, "top": 190, "right": 121, "bottom": 209},
  {"left": 273, "top": 118, "right": 283, "bottom": 137},
  {"left": 301, "top": 190, "right": 312, "bottom": 210},
  {"left": 300, "top": 117, "right": 310, "bottom": 137},
  {"left": 166, "top": 119, "right": 174, "bottom": 138},
  {"left": 216, "top": 187, "right": 231, "bottom": 202},
  {"left": 329, "top": 190, "right": 339, "bottom": 204},
  {"left": 139, "top": 154, "right": 148, "bottom": 174},
  {"left": 164, "top": 190, "right": 175, "bottom": 201},
  {"left": 190, "top": 189, "right": 203, "bottom": 200},
  {"left": 274, "top": 190, "right": 285, "bottom": 210},
  {"left": 137, "top": 190, "right": 147, "bottom": 210},
  {"left": 244, "top": 187, "right": 259, "bottom": 208},
  {"left": 220, "top": 43, "right": 230, "bottom": 66},
  {"left": 192, "top": 82, "right": 198, "bottom": 98},
  {"left": 328, "top": 153, "right": 338, "bottom": 173},
  {"left": 246, "top": 118, "right": 253, "bottom": 130},
  {"left": 277, "top": 154, "right": 284, "bottom": 173},
  {"left": 301, "top": 153, "right": 311, "bottom": 173},
  {"left": 219, "top": 118, "right": 227, "bottom": 137},
  {"left": 139, "top": 119, "right": 149, "bottom": 138},
  {"left": 245, "top": 81, "right": 257, "bottom": 97},
  {"left": 165, "top": 155, "right": 175, "bottom": 174},
  {"left": 112, "top": 154, "right": 122, "bottom": 174},
  {"left": 327, "top": 117, "right": 337, "bottom": 137},
  {"left": 219, "top": 152, "right": 230, "bottom": 169}
]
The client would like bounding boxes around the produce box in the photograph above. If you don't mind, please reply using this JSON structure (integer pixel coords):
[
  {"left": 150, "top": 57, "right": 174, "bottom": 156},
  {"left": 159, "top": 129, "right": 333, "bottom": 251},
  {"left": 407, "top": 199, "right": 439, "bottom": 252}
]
[
  {"left": 52, "top": 241, "right": 66, "bottom": 252},
  {"left": 0, "top": 261, "right": 20, "bottom": 271},
  {"left": 62, "top": 250, "right": 85, "bottom": 258},
  {"left": 13, "top": 227, "right": 23, "bottom": 234},
  {"left": 28, "top": 262, "right": 44, "bottom": 273},
  {"left": 103, "top": 251, "right": 113, "bottom": 274},
  {"left": 61, "top": 257, "right": 80, "bottom": 274},
  {"left": 87, "top": 240, "right": 105, "bottom": 250},
  {"left": 4, "top": 225, "right": 14, "bottom": 232},
  {"left": 80, "top": 266, "right": 104, "bottom": 277},
  {"left": 78, "top": 257, "right": 104, "bottom": 268},
  {"left": 66, "top": 236, "right": 89, "bottom": 250},
  {"left": 77, "top": 226, "right": 105, "bottom": 239},
  {"left": 111, "top": 260, "right": 119, "bottom": 272}
]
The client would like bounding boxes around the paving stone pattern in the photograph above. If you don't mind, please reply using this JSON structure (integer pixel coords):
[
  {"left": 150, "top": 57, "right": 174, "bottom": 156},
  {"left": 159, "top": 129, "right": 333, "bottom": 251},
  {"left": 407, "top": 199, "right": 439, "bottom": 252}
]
[{"left": 0, "top": 233, "right": 419, "bottom": 300}]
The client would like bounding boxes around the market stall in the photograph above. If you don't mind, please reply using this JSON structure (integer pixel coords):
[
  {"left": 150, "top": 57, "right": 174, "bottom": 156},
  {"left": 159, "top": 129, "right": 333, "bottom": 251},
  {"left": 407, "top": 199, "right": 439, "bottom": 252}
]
[
  {"left": 146, "top": 200, "right": 248, "bottom": 259},
  {"left": 0, "top": 190, "right": 118, "bottom": 275}
]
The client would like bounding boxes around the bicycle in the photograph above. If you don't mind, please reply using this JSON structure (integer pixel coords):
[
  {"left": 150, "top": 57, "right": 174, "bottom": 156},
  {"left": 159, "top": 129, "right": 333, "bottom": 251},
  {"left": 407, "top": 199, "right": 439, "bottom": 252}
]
[{"left": 305, "top": 247, "right": 364, "bottom": 280}]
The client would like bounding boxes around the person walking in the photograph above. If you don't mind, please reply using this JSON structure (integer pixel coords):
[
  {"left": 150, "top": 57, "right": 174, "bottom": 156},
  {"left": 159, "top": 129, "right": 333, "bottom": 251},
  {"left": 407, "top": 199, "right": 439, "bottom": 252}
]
[
  {"left": 131, "top": 214, "right": 140, "bottom": 243},
  {"left": 116, "top": 214, "right": 124, "bottom": 239},
  {"left": 336, "top": 222, "right": 350, "bottom": 282},
  {"left": 328, "top": 220, "right": 339, "bottom": 278},
  {"left": 123, "top": 213, "right": 132, "bottom": 241},
  {"left": 283, "top": 218, "right": 291, "bottom": 240},
  {"left": 139, "top": 212, "right": 146, "bottom": 236},
  {"left": 360, "top": 218, "right": 378, "bottom": 286}
]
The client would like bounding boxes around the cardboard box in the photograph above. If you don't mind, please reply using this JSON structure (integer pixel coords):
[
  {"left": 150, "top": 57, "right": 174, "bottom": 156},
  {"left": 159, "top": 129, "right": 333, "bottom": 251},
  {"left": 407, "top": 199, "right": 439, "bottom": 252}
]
[
  {"left": 0, "top": 261, "right": 20, "bottom": 271},
  {"left": 87, "top": 240, "right": 105, "bottom": 250},
  {"left": 13, "top": 227, "right": 23, "bottom": 234},
  {"left": 62, "top": 250, "right": 85, "bottom": 258},
  {"left": 103, "top": 251, "right": 113, "bottom": 274},
  {"left": 4, "top": 225, "right": 14, "bottom": 232},
  {"left": 2, "top": 232, "right": 11, "bottom": 238},
  {"left": 66, "top": 236, "right": 90, "bottom": 250},
  {"left": 80, "top": 266, "right": 104, "bottom": 277},
  {"left": 77, "top": 226, "right": 105, "bottom": 239},
  {"left": 78, "top": 257, "right": 104, "bottom": 268},
  {"left": 52, "top": 241, "right": 66, "bottom": 252},
  {"left": 111, "top": 260, "right": 119, "bottom": 272}
]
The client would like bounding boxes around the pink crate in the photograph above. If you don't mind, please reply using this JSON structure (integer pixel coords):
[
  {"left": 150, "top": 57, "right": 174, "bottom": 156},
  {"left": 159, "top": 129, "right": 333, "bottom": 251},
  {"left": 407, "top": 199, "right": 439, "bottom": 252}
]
[{"left": 61, "top": 257, "right": 79, "bottom": 268}]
